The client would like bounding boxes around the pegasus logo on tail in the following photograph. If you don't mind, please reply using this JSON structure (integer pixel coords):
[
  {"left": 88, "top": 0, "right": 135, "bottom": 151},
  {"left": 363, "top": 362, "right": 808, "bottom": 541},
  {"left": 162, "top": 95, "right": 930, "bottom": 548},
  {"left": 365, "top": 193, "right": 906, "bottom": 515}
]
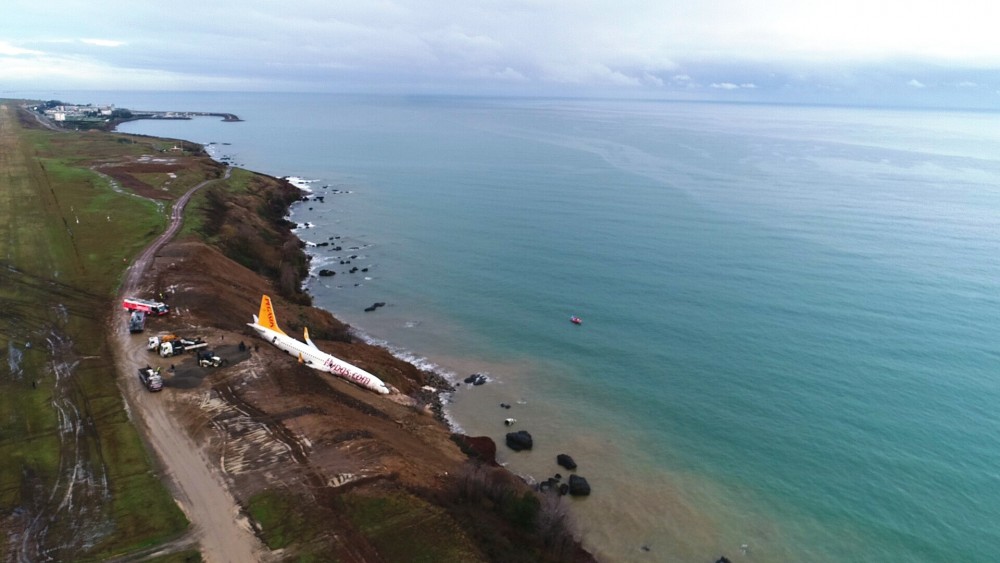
[{"left": 257, "top": 295, "right": 286, "bottom": 335}]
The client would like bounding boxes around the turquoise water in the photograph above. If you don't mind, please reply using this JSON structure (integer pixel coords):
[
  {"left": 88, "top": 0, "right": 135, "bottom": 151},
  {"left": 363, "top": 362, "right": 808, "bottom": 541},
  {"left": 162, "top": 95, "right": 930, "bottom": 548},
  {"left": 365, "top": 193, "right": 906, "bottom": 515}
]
[{"left": 111, "top": 93, "right": 1000, "bottom": 561}]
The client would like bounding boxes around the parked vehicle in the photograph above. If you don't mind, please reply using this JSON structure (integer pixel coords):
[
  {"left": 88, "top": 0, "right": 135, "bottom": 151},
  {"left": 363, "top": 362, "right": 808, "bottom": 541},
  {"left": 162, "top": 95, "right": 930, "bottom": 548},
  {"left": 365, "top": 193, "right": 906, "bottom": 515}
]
[
  {"left": 128, "top": 311, "right": 145, "bottom": 333},
  {"left": 198, "top": 353, "right": 229, "bottom": 368},
  {"left": 147, "top": 334, "right": 178, "bottom": 351},
  {"left": 159, "top": 338, "right": 208, "bottom": 357},
  {"left": 138, "top": 366, "right": 163, "bottom": 392},
  {"left": 123, "top": 297, "right": 170, "bottom": 316}
]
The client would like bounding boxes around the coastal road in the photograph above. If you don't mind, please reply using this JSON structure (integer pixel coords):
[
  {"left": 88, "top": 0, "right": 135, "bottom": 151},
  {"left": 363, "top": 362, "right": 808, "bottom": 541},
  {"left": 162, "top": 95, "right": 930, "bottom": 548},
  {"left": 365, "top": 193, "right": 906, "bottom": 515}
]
[{"left": 113, "top": 167, "right": 267, "bottom": 563}]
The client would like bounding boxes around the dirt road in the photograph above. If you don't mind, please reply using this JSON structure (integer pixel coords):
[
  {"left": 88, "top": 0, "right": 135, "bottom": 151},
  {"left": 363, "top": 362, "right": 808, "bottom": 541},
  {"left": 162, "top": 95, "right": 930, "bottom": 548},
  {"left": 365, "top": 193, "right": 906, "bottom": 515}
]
[{"left": 113, "top": 167, "right": 267, "bottom": 562}]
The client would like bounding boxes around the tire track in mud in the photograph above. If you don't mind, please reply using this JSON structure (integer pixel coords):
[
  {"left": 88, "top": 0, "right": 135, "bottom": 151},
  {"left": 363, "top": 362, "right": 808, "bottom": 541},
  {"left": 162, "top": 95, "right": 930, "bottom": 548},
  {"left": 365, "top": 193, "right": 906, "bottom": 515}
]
[
  {"left": 0, "top": 265, "right": 102, "bottom": 340},
  {"left": 12, "top": 328, "right": 115, "bottom": 562}
]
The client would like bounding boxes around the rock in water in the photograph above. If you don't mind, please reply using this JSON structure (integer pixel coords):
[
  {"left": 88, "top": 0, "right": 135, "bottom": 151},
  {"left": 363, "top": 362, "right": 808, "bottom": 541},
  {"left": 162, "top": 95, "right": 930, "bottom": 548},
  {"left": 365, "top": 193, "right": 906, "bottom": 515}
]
[
  {"left": 463, "top": 373, "right": 487, "bottom": 386},
  {"left": 505, "top": 430, "right": 533, "bottom": 451},
  {"left": 557, "top": 453, "right": 577, "bottom": 470},
  {"left": 568, "top": 474, "right": 591, "bottom": 496}
]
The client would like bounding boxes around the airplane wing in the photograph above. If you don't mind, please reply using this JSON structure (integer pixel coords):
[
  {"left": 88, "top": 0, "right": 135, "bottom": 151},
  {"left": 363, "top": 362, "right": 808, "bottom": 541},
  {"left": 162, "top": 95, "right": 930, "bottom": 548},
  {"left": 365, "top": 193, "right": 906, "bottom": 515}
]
[{"left": 303, "top": 327, "right": 320, "bottom": 350}]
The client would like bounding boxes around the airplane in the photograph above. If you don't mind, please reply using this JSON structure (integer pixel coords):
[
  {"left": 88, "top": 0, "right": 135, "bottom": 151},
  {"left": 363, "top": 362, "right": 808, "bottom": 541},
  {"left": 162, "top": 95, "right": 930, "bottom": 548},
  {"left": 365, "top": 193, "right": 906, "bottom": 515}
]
[{"left": 248, "top": 295, "right": 391, "bottom": 395}]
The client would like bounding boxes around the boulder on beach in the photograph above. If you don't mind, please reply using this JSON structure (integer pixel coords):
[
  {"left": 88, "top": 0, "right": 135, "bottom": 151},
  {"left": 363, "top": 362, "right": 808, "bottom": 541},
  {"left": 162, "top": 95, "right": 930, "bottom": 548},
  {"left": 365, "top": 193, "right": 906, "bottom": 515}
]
[
  {"left": 506, "top": 430, "right": 533, "bottom": 451},
  {"left": 463, "top": 373, "right": 487, "bottom": 386},
  {"left": 451, "top": 434, "right": 499, "bottom": 466},
  {"left": 557, "top": 453, "right": 577, "bottom": 470},
  {"left": 538, "top": 476, "right": 561, "bottom": 492},
  {"left": 568, "top": 474, "right": 591, "bottom": 496}
]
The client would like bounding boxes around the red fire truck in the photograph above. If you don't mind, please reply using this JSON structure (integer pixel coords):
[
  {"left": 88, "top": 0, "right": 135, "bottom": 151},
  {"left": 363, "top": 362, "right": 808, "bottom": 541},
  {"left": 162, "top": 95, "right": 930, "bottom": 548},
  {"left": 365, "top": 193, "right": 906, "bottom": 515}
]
[{"left": 122, "top": 297, "right": 170, "bottom": 316}]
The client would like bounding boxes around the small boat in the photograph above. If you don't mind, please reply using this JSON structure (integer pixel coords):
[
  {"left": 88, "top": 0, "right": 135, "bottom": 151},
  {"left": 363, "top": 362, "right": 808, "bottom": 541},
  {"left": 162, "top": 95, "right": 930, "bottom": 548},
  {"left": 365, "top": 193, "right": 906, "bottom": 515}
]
[{"left": 570, "top": 316, "right": 582, "bottom": 325}]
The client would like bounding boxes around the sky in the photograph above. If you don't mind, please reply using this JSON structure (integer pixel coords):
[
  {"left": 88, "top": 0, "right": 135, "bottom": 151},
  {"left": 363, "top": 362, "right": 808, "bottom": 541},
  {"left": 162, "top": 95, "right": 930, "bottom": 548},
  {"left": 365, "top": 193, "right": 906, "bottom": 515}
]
[{"left": 4, "top": 0, "right": 1000, "bottom": 107}]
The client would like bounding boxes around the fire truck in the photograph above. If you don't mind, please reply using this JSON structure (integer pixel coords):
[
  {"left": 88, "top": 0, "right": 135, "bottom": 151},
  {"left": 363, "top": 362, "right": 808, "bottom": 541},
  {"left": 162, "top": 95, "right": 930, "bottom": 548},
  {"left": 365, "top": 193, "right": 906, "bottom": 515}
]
[{"left": 122, "top": 297, "right": 170, "bottom": 316}]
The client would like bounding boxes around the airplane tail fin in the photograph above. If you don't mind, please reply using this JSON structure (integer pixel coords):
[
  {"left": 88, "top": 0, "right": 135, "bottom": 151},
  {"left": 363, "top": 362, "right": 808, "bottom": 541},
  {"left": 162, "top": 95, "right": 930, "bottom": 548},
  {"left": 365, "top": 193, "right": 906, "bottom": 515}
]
[{"left": 256, "top": 295, "right": 287, "bottom": 335}]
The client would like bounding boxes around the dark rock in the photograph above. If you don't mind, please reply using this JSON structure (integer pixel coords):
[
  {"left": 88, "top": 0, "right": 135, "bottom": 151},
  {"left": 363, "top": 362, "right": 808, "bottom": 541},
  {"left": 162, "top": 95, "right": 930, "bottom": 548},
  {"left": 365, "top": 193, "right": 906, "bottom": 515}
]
[
  {"left": 364, "top": 306, "right": 377, "bottom": 312},
  {"left": 318, "top": 269, "right": 336, "bottom": 277},
  {"left": 463, "top": 373, "right": 487, "bottom": 385},
  {"left": 557, "top": 454, "right": 577, "bottom": 470},
  {"left": 505, "top": 430, "right": 533, "bottom": 451},
  {"left": 568, "top": 474, "right": 590, "bottom": 496},
  {"left": 558, "top": 483, "right": 569, "bottom": 495},
  {"left": 451, "top": 435, "right": 499, "bottom": 466},
  {"left": 538, "top": 476, "right": 562, "bottom": 493}
]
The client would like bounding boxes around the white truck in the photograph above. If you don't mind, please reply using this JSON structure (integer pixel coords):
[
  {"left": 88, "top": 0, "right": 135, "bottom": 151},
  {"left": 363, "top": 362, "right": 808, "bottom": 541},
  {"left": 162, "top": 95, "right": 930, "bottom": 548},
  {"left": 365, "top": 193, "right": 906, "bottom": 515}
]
[
  {"left": 159, "top": 338, "right": 208, "bottom": 357},
  {"left": 138, "top": 366, "right": 163, "bottom": 392},
  {"left": 149, "top": 335, "right": 208, "bottom": 357},
  {"left": 147, "top": 334, "right": 177, "bottom": 351}
]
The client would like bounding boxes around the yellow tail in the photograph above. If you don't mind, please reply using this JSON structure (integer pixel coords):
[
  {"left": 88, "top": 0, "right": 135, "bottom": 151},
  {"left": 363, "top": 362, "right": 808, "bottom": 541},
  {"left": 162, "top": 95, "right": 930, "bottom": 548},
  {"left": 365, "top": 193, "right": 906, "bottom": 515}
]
[{"left": 257, "top": 295, "right": 286, "bottom": 335}]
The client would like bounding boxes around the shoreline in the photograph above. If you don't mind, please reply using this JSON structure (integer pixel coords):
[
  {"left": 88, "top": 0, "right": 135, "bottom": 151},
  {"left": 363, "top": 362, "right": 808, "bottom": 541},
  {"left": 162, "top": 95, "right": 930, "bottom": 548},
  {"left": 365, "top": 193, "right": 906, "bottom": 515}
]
[
  {"left": 113, "top": 111, "right": 750, "bottom": 562},
  {"left": 281, "top": 175, "right": 613, "bottom": 538},
  {"left": 284, "top": 175, "right": 466, "bottom": 427}
]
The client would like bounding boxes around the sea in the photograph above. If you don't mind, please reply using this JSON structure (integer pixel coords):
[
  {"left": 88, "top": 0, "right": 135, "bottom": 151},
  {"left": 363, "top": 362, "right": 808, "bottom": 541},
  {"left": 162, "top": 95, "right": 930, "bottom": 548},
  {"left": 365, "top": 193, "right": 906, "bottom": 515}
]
[{"left": 45, "top": 90, "right": 1000, "bottom": 561}]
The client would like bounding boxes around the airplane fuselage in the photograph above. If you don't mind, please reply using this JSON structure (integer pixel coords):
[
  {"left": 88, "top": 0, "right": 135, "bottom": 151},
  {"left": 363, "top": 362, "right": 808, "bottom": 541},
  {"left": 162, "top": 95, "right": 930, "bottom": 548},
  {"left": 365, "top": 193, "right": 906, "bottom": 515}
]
[{"left": 249, "top": 323, "right": 391, "bottom": 395}]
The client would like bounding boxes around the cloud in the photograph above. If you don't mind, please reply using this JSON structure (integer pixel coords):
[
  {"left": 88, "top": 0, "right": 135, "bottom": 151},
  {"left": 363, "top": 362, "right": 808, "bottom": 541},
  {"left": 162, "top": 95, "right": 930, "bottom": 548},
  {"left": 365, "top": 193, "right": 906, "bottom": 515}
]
[
  {"left": 80, "top": 38, "right": 125, "bottom": 47},
  {"left": 642, "top": 72, "right": 664, "bottom": 87},
  {"left": 474, "top": 66, "right": 527, "bottom": 82},
  {"left": 0, "top": 40, "right": 40, "bottom": 56},
  {"left": 6, "top": 0, "right": 1000, "bottom": 103}
]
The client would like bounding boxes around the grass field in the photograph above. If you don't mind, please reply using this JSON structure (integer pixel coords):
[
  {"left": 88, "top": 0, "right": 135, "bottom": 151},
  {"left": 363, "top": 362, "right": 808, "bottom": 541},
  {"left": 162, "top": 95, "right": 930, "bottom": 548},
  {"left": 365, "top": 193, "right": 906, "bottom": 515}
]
[
  {"left": 338, "top": 489, "right": 486, "bottom": 563},
  {"left": 0, "top": 102, "right": 189, "bottom": 560}
]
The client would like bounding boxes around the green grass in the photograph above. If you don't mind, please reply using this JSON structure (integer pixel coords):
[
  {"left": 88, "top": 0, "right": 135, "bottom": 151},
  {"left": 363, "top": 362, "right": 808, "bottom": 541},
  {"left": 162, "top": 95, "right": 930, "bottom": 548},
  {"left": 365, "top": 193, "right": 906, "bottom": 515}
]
[
  {"left": 246, "top": 489, "right": 321, "bottom": 550},
  {"left": 176, "top": 167, "right": 258, "bottom": 240},
  {"left": 338, "top": 490, "right": 486, "bottom": 563},
  {"left": 145, "top": 549, "right": 203, "bottom": 563},
  {"left": 0, "top": 102, "right": 188, "bottom": 559}
]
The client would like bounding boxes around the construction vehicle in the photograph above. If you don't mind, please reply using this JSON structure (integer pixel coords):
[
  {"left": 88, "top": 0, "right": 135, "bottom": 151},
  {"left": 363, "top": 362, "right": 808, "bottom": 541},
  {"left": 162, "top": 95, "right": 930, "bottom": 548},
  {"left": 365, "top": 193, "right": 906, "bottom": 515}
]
[
  {"left": 128, "top": 311, "right": 145, "bottom": 333},
  {"left": 123, "top": 297, "right": 170, "bottom": 316},
  {"left": 198, "top": 352, "right": 229, "bottom": 368},
  {"left": 147, "top": 334, "right": 179, "bottom": 351},
  {"left": 159, "top": 337, "right": 208, "bottom": 357},
  {"left": 138, "top": 366, "right": 164, "bottom": 392}
]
